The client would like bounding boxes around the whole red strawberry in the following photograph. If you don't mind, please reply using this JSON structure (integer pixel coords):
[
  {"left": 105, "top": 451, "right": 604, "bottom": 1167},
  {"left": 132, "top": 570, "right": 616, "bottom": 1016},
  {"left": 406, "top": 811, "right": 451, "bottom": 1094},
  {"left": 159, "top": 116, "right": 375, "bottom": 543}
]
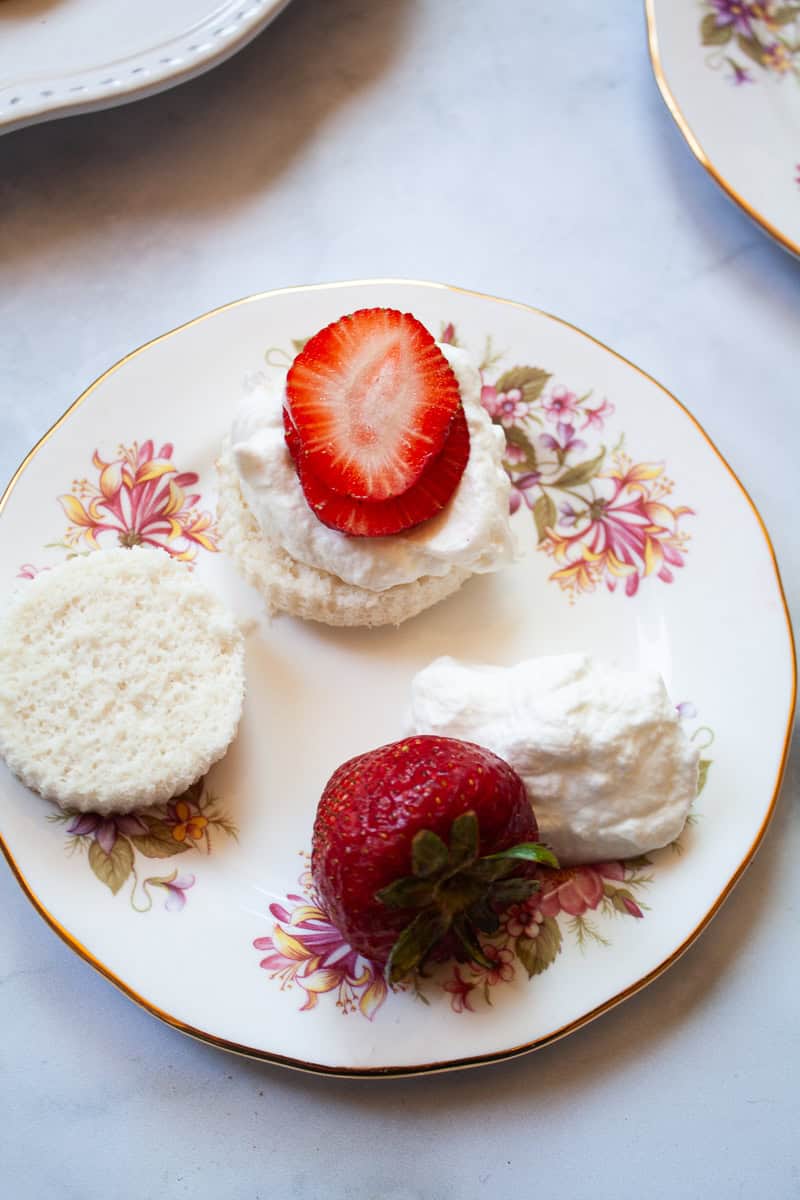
[{"left": 311, "top": 736, "right": 557, "bottom": 982}]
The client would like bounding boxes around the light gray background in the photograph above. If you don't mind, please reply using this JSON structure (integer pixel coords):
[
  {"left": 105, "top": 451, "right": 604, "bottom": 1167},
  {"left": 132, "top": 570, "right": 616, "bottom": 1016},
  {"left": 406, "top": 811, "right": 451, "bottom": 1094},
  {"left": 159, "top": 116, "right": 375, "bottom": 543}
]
[{"left": 1, "top": 2, "right": 798, "bottom": 1197}]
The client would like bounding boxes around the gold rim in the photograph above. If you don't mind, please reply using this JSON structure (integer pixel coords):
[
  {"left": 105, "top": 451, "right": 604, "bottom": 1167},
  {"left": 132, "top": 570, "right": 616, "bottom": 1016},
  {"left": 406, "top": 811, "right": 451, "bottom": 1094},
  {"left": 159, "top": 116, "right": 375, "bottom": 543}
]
[
  {"left": 645, "top": 0, "right": 800, "bottom": 259},
  {"left": 1, "top": 278, "right": 795, "bottom": 1078}
]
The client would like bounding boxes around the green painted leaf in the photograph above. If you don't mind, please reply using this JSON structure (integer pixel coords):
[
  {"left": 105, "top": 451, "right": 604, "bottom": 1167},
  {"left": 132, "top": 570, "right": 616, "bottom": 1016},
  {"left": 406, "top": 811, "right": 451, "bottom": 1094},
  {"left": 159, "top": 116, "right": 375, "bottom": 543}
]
[
  {"left": 516, "top": 916, "right": 563, "bottom": 978},
  {"left": 624, "top": 854, "right": 653, "bottom": 869},
  {"left": 697, "top": 759, "right": 712, "bottom": 796},
  {"left": 701, "top": 13, "right": 733, "bottom": 45},
  {"left": 554, "top": 447, "right": 605, "bottom": 489},
  {"left": 504, "top": 425, "right": 539, "bottom": 471},
  {"left": 387, "top": 909, "right": 451, "bottom": 983},
  {"left": 411, "top": 829, "right": 449, "bottom": 878},
  {"left": 515, "top": 934, "right": 538, "bottom": 977},
  {"left": 772, "top": 6, "right": 800, "bottom": 25},
  {"left": 737, "top": 33, "right": 766, "bottom": 64},
  {"left": 129, "top": 821, "right": 190, "bottom": 859},
  {"left": 484, "top": 842, "right": 559, "bottom": 868},
  {"left": 375, "top": 876, "right": 435, "bottom": 910},
  {"left": 494, "top": 366, "right": 551, "bottom": 404},
  {"left": 88, "top": 836, "right": 134, "bottom": 895},
  {"left": 533, "top": 492, "right": 557, "bottom": 543}
]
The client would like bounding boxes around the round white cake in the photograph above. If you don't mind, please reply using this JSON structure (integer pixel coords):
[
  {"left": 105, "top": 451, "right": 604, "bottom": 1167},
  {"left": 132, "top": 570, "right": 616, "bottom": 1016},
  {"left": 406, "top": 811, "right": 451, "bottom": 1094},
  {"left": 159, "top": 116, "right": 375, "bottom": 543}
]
[{"left": 0, "top": 548, "right": 245, "bottom": 814}]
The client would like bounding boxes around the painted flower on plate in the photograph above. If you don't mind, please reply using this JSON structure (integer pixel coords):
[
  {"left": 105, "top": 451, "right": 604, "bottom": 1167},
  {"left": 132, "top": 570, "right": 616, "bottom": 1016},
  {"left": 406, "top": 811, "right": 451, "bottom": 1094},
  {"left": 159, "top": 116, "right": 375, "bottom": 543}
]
[{"left": 58, "top": 440, "right": 218, "bottom": 562}]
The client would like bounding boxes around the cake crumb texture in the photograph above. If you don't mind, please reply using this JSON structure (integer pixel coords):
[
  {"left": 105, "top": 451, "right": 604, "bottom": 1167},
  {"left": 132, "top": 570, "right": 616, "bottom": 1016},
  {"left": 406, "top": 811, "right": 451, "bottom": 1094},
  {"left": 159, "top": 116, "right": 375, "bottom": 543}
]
[{"left": 0, "top": 547, "right": 245, "bottom": 813}]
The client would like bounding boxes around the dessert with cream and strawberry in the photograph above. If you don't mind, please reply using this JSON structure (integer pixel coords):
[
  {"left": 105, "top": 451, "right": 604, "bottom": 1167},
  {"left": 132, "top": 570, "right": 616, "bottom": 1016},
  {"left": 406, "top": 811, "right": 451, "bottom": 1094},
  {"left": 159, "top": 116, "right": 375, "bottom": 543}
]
[{"left": 216, "top": 309, "right": 515, "bottom": 626}]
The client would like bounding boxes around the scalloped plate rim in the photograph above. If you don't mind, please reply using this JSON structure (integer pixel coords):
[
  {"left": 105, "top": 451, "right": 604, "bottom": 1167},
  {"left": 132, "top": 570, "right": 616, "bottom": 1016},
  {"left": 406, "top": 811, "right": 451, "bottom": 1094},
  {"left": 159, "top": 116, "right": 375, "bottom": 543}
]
[{"left": 0, "top": 0, "right": 292, "bottom": 135}]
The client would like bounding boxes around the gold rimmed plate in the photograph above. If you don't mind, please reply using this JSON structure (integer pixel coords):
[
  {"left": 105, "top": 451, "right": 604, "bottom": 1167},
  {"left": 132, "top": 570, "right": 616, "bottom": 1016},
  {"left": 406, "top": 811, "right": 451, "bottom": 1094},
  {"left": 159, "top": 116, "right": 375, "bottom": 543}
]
[
  {"left": 0, "top": 280, "right": 794, "bottom": 1075},
  {"left": 647, "top": 0, "right": 800, "bottom": 258}
]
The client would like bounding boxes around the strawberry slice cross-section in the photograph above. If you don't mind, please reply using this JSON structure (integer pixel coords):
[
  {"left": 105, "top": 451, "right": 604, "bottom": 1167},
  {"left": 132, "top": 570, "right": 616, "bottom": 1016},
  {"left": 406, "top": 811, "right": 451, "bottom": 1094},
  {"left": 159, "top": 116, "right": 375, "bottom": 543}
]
[
  {"left": 285, "top": 403, "right": 470, "bottom": 537},
  {"left": 285, "top": 308, "right": 462, "bottom": 501}
]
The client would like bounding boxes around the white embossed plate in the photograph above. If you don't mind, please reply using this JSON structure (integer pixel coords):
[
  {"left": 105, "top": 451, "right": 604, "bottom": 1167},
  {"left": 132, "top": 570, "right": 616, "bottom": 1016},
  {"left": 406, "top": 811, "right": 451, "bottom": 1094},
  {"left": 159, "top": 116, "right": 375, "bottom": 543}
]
[
  {"left": 647, "top": 0, "right": 800, "bottom": 257},
  {"left": 0, "top": 280, "right": 794, "bottom": 1076},
  {"left": 0, "top": 0, "right": 291, "bottom": 135}
]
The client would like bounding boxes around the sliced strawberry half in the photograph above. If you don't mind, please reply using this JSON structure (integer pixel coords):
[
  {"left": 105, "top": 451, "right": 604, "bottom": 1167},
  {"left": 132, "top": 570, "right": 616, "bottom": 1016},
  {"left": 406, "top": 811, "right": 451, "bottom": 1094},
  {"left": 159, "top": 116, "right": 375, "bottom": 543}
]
[
  {"left": 285, "top": 403, "right": 470, "bottom": 537},
  {"left": 285, "top": 308, "right": 461, "bottom": 501}
]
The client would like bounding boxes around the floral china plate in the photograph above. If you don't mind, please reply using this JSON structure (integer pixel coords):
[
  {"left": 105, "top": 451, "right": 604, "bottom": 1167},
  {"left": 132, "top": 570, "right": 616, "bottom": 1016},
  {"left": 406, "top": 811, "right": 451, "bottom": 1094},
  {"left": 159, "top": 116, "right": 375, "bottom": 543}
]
[
  {"left": 646, "top": 0, "right": 800, "bottom": 256},
  {"left": 0, "top": 0, "right": 291, "bottom": 136},
  {"left": 0, "top": 280, "right": 794, "bottom": 1076}
]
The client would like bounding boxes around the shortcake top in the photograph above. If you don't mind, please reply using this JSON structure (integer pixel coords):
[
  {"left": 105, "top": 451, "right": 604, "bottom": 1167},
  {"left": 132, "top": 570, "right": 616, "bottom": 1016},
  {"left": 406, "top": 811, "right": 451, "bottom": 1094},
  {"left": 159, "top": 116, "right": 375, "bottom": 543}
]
[{"left": 230, "top": 344, "right": 515, "bottom": 593}]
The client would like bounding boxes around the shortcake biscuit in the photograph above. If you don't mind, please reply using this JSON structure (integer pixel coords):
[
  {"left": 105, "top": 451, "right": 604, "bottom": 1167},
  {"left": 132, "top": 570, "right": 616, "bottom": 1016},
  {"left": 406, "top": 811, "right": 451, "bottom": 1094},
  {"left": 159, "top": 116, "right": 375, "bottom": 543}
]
[
  {"left": 0, "top": 548, "right": 245, "bottom": 813},
  {"left": 215, "top": 443, "right": 471, "bottom": 628}
]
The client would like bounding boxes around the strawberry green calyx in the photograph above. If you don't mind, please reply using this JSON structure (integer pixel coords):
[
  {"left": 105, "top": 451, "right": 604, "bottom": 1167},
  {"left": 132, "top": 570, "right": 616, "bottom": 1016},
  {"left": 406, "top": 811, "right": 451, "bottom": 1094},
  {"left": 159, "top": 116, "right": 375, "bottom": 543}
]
[{"left": 376, "top": 810, "right": 558, "bottom": 984}]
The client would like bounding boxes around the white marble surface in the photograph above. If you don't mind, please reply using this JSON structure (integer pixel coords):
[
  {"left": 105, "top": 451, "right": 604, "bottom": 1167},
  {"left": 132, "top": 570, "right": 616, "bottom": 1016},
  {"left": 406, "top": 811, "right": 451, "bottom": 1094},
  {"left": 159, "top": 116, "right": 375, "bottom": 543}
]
[{"left": 1, "top": 1, "right": 798, "bottom": 1196}]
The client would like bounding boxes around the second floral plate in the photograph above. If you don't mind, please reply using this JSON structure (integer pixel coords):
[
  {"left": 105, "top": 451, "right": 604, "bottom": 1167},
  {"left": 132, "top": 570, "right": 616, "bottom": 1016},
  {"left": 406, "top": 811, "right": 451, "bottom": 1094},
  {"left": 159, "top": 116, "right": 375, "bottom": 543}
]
[
  {"left": 647, "top": 0, "right": 800, "bottom": 256},
  {"left": 0, "top": 280, "right": 794, "bottom": 1075}
]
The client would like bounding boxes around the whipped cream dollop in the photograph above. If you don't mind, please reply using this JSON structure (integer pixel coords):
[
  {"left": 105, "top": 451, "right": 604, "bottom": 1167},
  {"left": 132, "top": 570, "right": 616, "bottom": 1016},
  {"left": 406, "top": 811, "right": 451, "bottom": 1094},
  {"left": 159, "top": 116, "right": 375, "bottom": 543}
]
[
  {"left": 409, "top": 654, "right": 699, "bottom": 864},
  {"left": 231, "top": 344, "right": 515, "bottom": 592}
]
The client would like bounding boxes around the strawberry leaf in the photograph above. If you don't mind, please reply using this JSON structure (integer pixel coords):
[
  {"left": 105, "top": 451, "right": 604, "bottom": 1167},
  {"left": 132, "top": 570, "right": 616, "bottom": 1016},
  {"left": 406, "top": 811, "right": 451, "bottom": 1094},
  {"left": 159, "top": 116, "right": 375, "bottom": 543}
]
[
  {"left": 447, "top": 810, "right": 479, "bottom": 871},
  {"left": 411, "top": 829, "right": 449, "bottom": 878},
  {"left": 483, "top": 842, "right": 559, "bottom": 868},
  {"left": 437, "top": 873, "right": 489, "bottom": 914},
  {"left": 375, "top": 877, "right": 435, "bottom": 910},
  {"left": 470, "top": 857, "right": 517, "bottom": 882},
  {"left": 387, "top": 909, "right": 452, "bottom": 983},
  {"left": 452, "top": 916, "right": 495, "bottom": 970},
  {"left": 467, "top": 896, "right": 501, "bottom": 934},
  {"left": 488, "top": 877, "right": 540, "bottom": 907}
]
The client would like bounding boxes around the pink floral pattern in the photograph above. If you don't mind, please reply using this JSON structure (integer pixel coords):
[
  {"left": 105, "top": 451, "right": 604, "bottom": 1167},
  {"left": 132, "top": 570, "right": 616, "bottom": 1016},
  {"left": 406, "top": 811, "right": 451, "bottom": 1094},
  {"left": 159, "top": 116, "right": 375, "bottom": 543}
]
[
  {"left": 256, "top": 857, "right": 652, "bottom": 1020},
  {"left": 440, "top": 322, "right": 694, "bottom": 602},
  {"left": 254, "top": 865, "right": 388, "bottom": 1019},
  {"left": 699, "top": 3, "right": 800, "bottom": 84},
  {"left": 55, "top": 439, "right": 218, "bottom": 562},
  {"left": 49, "top": 780, "right": 237, "bottom": 913}
]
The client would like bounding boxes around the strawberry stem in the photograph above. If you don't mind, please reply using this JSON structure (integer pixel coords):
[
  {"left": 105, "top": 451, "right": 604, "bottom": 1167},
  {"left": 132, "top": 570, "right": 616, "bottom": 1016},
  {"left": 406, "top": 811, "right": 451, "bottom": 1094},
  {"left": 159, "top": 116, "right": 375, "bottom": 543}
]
[{"left": 377, "top": 810, "right": 559, "bottom": 984}]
